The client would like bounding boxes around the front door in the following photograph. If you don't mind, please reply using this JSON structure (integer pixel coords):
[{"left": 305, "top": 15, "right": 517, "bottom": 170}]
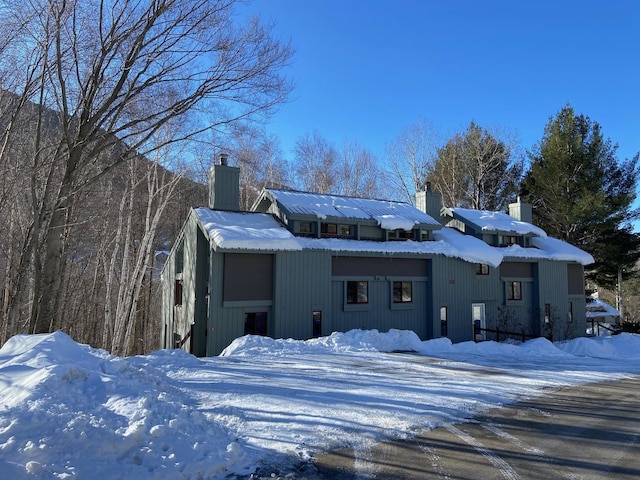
[{"left": 472, "top": 303, "right": 486, "bottom": 341}]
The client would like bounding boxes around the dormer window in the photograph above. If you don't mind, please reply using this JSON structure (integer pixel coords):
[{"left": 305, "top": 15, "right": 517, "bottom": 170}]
[
  {"left": 420, "top": 229, "right": 433, "bottom": 241},
  {"left": 339, "top": 224, "right": 352, "bottom": 236},
  {"left": 389, "top": 229, "right": 414, "bottom": 241},
  {"left": 500, "top": 235, "right": 519, "bottom": 247},
  {"left": 298, "top": 221, "right": 314, "bottom": 236},
  {"left": 321, "top": 222, "right": 353, "bottom": 238},
  {"left": 322, "top": 223, "right": 338, "bottom": 235}
]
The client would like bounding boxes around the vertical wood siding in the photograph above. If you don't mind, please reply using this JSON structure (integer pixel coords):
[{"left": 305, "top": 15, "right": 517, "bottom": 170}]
[
  {"left": 330, "top": 279, "right": 429, "bottom": 338},
  {"left": 179, "top": 215, "right": 201, "bottom": 352},
  {"left": 273, "top": 250, "right": 332, "bottom": 339},
  {"left": 191, "top": 227, "right": 209, "bottom": 356},
  {"left": 536, "top": 260, "right": 585, "bottom": 340},
  {"left": 207, "top": 250, "right": 266, "bottom": 355},
  {"left": 431, "top": 257, "right": 502, "bottom": 343},
  {"left": 191, "top": 235, "right": 588, "bottom": 355}
]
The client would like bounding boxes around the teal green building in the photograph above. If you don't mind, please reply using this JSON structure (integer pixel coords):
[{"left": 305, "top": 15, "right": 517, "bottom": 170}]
[{"left": 162, "top": 159, "right": 593, "bottom": 356}]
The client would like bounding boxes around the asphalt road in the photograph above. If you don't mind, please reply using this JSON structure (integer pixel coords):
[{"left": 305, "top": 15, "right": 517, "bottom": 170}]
[{"left": 311, "top": 376, "right": 640, "bottom": 480}]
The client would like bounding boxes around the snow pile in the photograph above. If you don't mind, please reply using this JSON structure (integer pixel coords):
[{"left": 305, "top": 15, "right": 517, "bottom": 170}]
[
  {"left": 1, "top": 330, "right": 640, "bottom": 479},
  {"left": 557, "top": 334, "right": 640, "bottom": 359},
  {"left": 0, "top": 332, "right": 250, "bottom": 479},
  {"left": 221, "top": 328, "right": 424, "bottom": 356}
]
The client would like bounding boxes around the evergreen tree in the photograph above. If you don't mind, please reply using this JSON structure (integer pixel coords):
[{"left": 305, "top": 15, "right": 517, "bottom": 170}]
[
  {"left": 522, "top": 105, "right": 640, "bottom": 288},
  {"left": 428, "top": 122, "right": 523, "bottom": 210}
]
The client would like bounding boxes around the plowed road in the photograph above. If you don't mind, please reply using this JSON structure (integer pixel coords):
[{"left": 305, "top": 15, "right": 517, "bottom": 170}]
[{"left": 313, "top": 376, "right": 640, "bottom": 479}]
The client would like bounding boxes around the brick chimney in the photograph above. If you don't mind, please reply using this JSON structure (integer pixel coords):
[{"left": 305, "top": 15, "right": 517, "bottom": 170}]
[{"left": 209, "top": 153, "right": 240, "bottom": 211}]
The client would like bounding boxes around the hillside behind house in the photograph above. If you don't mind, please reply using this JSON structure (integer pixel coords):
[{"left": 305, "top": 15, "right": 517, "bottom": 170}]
[{"left": 0, "top": 90, "right": 208, "bottom": 354}]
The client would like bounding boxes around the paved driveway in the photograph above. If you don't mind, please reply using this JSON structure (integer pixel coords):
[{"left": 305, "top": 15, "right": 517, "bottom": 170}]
[{"left": 313, "top": 376, "right": 640, "bottom": 479}]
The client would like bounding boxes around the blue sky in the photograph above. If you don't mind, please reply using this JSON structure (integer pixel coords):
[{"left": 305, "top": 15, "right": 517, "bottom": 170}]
[{"left": 246, "top": 0, "right": 639, "bottom": 164}]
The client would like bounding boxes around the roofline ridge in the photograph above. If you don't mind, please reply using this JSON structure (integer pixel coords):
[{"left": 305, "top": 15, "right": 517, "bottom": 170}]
[{"left": 265, "top": 186, "right": 411, "bottom": 205}]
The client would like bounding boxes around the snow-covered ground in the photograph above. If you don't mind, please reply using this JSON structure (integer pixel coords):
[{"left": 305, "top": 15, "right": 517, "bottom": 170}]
[{"left": 1, "top": 329, "right": 639, "bottom": 479}]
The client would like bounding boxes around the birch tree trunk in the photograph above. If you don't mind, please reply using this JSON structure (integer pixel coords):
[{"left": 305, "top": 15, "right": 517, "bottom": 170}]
[
  {"left": 617, "top": 268, "right": 625, "bottom": 322},
  {"left": 1, "top": 0, "right": 293, "bottom": 342},
  {"left": 106, "top": 153, "right": 183, "bottom": 356}
]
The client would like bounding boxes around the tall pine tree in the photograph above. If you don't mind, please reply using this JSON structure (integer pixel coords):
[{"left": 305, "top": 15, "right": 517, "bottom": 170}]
[{"left": 522, "top": 105, "right": 640, "bottom": 288}]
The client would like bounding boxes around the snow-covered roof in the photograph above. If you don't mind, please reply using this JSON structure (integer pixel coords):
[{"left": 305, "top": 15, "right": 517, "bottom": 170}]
[
  {"left": 586, "top": 295, "right": 620, "bottom": 319},
  {"left": 194, "top": 208, "right": 302, "bottom": 251},
  {"left": 192, "top": 207, "right": 592, "bottom": 266},
  {"left": 449, "top": 207, "right": 547, "bottom": 238},
  {"left": 433, "top": 227, "right": 504, "bottom": 267},
  {"left": 480, "top": 237, "right": 595, "bottom": 265},
  {"left": 265, "top": 188, "right": 441, "bottom": 230},
  {"left": 529, "top": 237, "right": 594, "bottom": 265},
  {"left": 297, "top": 227, "right": 503, "bottom": 267}
]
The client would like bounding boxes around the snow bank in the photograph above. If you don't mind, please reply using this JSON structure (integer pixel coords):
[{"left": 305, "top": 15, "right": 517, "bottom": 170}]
[
  {"left": 222, "top": 328, "right": 640, "bottom": 362},
  {"left": 0, "top": 332, "right": 251, "bottom": 479},
  {"left": 556, "top": 333, "right": 640, "bottom": 359},
  {"left": 1, "top": 329, "right": 640, "bottom": 479},
  {"left": 221, "top": 328, "right": 424, "bottom": 356}
]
